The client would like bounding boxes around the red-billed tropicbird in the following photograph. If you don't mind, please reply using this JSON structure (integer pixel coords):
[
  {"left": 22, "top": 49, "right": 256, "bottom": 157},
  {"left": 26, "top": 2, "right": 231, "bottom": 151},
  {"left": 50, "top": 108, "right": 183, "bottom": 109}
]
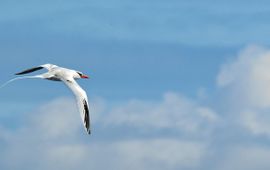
[{"left": 1, "top": 64, "right": 91, "bottom": 134}]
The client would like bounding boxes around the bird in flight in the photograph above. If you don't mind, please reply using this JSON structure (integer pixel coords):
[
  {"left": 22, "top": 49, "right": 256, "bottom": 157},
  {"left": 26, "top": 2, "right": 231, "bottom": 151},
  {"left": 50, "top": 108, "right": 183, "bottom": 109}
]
[{"left": 1, "top": 64, "right": 91, "bottom": 134}]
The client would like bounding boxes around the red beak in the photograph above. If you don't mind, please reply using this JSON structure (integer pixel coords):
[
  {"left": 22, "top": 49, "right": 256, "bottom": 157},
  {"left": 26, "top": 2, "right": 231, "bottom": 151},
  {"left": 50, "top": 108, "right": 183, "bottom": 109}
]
[{"left": 81, "top": 75, "right": 89, "bottom": 79}]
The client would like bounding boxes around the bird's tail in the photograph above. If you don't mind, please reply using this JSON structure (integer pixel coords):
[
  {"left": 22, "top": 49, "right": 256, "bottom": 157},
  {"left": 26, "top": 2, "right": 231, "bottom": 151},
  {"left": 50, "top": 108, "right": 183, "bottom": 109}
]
[{"left": 0, "top": 75, "right": 43, "bottom": 89}]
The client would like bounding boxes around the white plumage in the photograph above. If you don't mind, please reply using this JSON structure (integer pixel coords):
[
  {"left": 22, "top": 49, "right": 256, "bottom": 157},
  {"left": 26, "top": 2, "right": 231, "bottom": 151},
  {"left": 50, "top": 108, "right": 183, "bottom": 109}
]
[{"left": 2, "top": 64, "right": 91, "bottom": 134}]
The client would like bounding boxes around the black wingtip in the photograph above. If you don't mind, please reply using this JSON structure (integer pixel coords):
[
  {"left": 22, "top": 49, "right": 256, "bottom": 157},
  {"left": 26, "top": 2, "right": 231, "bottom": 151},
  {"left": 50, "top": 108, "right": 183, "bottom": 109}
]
[
  {"left": 15, "top": 66, "right": 44, "bottom": 75},
  {"left": 83, "top": 99, "right": 91, "bottom": 135}
]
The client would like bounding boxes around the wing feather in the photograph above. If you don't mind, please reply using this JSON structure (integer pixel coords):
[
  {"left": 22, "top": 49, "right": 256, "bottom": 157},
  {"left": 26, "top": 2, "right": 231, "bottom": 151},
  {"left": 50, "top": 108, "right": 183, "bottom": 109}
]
[
  {"left": 15, "top": 64, "right": 58, "bottom": 75},
  {"left": 15, "top": 66, "right": 44, "bottom": 75},
  {"left": 62, "top": 78, "right": 91, "bottom": 134}
]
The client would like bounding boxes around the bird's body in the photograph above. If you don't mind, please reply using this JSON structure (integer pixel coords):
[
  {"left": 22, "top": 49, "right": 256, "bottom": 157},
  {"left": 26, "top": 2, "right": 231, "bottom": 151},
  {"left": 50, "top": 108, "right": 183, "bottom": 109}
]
[{"left": 3, "top": 64, "right": 91, "bottom": 134}]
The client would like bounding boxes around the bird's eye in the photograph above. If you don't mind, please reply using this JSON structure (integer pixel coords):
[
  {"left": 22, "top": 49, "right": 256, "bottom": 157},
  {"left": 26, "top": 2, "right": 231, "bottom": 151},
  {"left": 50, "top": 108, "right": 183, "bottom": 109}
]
[{"left": 77, "top": 72, "right": 83, "bottom": 76}]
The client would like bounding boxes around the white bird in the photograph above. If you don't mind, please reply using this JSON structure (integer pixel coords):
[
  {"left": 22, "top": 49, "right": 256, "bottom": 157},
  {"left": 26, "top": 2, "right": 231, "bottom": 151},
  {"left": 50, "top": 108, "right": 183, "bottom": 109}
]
[{"left": 1, "top": 64, "right": 91, "bottom": 134}]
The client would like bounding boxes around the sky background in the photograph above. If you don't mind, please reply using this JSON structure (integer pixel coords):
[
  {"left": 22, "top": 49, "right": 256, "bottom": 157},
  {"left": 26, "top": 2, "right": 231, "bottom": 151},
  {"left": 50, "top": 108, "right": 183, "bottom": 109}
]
[{"left": 1, "top": 0, "right": 270, "bottom": 170}]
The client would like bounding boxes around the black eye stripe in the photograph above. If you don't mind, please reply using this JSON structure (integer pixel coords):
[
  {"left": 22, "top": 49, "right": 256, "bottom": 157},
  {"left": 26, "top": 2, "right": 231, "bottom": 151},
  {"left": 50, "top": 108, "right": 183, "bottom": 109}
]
[{"left": 77, "top": 72, "right": 82, "bottom": 76}]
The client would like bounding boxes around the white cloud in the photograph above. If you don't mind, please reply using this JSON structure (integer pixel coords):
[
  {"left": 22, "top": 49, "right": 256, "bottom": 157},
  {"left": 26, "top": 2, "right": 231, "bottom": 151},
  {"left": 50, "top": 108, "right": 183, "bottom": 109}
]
[
  {"left": 85, "top": 139, "right": 206, "bottom": 170},
  {"left": 0, "top": 96, "right": 209, "bottom": 170},
  {"left": 217, "top": 45, "right": 270, "bottom": 136},
  {"left": 241, "top": 110, "right": 270, "bottom": 136},
  {"left": 218, "top": 146, "right": 270, "bottom": 170},
  {"left": 30, "top": 97, "right": 81, "bottom": 138},
  {"left": 217, "top": 45, "right": 270, "bottom": 108},
  {"left": 0, "top": 98, "right": 85, "bottom": 170},
  {"left": 100, "top": 92, "right": 218, "bottom": 135}
]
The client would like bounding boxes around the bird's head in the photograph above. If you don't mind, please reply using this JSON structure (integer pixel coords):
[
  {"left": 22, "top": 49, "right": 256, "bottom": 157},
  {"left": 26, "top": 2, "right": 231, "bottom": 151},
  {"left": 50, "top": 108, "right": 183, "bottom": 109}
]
[{"left": 76, "top": 71, "right": 89, "bottom": 79}]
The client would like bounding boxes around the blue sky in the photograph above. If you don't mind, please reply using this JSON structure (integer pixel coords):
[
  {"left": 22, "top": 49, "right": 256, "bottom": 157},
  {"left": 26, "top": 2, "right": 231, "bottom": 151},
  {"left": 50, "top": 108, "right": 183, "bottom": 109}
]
[{"left": 1, "top": 0, "right": 270, "bottom": 170}]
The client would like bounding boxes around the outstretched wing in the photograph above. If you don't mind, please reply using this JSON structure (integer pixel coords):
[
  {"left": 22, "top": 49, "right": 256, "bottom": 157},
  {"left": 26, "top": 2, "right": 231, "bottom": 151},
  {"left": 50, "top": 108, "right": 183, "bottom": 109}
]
[
  {"left": 62, "top": 78, "right": 90, "bottom": 134},
  {"left": 15, "top": 64, "right": 58, "bottom": 75},
  {"left": 15, "top": 66, "right": 44, "bottom": 75}
]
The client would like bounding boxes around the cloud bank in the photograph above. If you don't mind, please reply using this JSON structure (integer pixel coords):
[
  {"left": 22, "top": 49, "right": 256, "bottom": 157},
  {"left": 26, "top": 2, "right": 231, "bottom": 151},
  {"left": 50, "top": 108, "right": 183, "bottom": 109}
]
[
  {"left": 100, "top": 92, "right": 218, "bottom": 135},
  {"left": 0, "top": 97, "right": 209, "bottom": 170},
  {"left": 218, "top": 45, "right": 270, "bottom": 136}
]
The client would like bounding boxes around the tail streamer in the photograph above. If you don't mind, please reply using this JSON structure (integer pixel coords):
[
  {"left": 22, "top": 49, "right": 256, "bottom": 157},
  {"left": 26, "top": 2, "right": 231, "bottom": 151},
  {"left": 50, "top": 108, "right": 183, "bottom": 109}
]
[{"left": 0, "top": 75, "right": 42, "bottom": 89}]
